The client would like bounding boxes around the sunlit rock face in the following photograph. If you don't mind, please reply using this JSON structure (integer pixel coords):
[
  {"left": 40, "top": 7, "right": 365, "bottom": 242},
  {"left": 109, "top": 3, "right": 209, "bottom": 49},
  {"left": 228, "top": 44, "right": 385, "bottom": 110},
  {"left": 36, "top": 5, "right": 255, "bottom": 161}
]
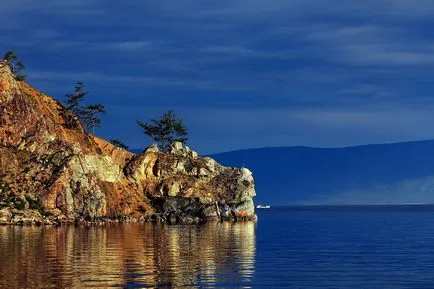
[
  {"left": 0, "top": 61, "right": 19, "bottom": 103},
  {"left": 0, "top": 63, "right": 256, "bottom": 224}
]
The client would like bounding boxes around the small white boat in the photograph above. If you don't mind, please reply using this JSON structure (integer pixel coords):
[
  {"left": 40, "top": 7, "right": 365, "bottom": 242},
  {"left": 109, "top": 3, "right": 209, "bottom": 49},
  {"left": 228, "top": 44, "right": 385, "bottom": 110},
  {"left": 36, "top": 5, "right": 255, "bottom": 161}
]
[{"left": 256, "top": 205, "right": 271, "bottom": 209}]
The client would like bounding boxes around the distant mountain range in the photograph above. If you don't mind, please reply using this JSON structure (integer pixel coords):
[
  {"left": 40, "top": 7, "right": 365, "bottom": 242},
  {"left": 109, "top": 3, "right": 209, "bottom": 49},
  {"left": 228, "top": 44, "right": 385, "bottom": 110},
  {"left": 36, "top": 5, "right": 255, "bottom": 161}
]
[{"left": 209, "top": 140, "right": 434, "bottom": 205}]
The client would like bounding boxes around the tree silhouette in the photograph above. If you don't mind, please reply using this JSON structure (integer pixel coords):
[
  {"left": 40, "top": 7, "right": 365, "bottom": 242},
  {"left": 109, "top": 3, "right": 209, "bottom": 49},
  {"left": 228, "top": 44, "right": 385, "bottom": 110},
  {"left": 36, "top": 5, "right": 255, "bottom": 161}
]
[
  {"left": 3, "top": 51, "right": 26, "bottom": 81},
  {"left": 110, "top": 139, "right": 129, "bottom": 150},
  {"left": 81, "top": 103, "right": 106, "bottom": 133},
  {"left": 65, "top": 81, "right": 87, "bottom": 115},
  {"left": 137, "top": 110, "right": 188, "bottom": 152},
  {"left": 64, "top": 81, "right": 105, "bottom": 132}
]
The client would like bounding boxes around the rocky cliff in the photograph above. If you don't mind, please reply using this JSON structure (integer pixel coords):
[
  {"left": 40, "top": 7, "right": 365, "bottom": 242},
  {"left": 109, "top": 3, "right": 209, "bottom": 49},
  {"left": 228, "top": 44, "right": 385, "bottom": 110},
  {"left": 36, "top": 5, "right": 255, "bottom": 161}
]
[{"left": 0, "top": 60, "right": 256, "bottom": 225}]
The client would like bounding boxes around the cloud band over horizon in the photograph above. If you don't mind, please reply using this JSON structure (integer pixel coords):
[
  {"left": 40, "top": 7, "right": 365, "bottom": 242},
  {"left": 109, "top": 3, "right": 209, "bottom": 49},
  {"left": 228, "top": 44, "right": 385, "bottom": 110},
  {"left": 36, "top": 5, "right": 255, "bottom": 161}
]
[{"left": 2, "top": 0, "right": 434, "bottom": 153}]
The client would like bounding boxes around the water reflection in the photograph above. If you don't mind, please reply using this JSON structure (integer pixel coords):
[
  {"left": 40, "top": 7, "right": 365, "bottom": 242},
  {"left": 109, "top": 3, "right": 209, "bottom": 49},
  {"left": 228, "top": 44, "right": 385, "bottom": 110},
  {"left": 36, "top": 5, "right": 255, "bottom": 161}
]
[{"left": 0, "top": 222, "right": 256, "bottom": 288}]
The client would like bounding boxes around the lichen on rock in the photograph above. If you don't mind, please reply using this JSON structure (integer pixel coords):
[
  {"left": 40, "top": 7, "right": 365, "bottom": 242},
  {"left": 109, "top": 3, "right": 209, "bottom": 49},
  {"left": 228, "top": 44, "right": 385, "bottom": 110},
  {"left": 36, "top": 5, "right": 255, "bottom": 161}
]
[{"left": 0, "top": 61, "right": 256, "bottom": 225}]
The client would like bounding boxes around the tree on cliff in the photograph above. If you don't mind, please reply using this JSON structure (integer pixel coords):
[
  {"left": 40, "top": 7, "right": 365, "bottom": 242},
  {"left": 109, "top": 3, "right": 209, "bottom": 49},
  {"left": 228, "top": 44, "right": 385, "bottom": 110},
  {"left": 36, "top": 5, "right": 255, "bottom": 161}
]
[
  {"left": 64, "top": 81, "right": 106, "bottom": 132},
  {"left": 80, "top": 103, "right": 106, "bottom": 133},
  {"left": 137, "top": 110, "right": 188, "bottom": 152},
  {"left": 65, "top": 81, "right": 87, "bottom": 115},
  {"left": 3, "top": 51, "right": 26, "bottom": 81},
  {"left": 110, "top": 139, "right": 129, "bottom": 150}
]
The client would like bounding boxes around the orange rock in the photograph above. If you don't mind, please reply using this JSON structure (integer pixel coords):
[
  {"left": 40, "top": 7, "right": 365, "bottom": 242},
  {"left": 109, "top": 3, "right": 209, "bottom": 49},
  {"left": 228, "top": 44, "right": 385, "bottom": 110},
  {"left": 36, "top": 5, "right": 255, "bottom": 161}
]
[{"left": 0, "top": 62, "right": 256, "bottom": 224}]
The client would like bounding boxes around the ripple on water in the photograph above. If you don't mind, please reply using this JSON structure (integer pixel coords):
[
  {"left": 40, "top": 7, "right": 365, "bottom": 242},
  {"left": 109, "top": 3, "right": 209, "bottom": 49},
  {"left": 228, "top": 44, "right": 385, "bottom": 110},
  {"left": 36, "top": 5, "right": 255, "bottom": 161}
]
[
  {"left": 4, "top": 207, "right": 434, "bottom": 288},
  {"left": 0, "top": 222, "right": 256, "bottom": 288}
]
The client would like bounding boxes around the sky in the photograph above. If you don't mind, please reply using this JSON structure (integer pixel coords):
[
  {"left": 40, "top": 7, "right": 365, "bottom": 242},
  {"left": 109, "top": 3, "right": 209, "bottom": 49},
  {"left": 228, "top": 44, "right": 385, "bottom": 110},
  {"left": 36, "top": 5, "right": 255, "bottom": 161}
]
[{"left": 2, "top": 1, "right": 434, "bottom": 153}]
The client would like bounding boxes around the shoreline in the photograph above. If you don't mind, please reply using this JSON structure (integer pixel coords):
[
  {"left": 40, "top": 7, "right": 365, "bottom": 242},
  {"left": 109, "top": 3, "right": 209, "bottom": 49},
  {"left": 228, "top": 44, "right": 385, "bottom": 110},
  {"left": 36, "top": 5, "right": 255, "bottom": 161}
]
[{"left": 0, "top": 209, "right": 257, "bottom": 226}]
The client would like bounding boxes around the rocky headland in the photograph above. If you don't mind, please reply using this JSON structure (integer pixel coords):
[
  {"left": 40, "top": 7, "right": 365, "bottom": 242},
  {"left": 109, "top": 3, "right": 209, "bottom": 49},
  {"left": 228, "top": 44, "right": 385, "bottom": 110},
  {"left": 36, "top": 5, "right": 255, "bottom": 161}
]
[{"left": 0, "top": 60, "right": 256, "bottom": 225}]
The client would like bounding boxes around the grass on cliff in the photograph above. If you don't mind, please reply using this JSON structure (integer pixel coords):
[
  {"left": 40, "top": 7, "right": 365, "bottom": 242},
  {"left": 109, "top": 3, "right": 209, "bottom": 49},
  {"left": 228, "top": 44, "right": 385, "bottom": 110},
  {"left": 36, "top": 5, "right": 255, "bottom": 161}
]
[
  {"left": 0, "top": 184, "right": 51, "bottom": 215},
  {"left": 0, "top": 185, "right": 25, "bottom": 210}
]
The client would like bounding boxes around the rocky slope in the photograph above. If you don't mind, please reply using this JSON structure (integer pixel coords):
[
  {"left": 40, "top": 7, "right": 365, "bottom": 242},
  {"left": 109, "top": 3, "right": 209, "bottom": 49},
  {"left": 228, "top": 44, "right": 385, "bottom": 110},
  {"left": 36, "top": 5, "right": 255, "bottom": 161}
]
[{"left": 0, "top": 60, "right": 256, "bottom": 225}]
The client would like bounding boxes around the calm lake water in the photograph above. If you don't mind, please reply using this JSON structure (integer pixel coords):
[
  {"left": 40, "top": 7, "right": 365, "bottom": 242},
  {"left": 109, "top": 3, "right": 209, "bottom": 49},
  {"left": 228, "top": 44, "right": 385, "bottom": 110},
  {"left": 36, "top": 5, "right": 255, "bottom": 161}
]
[{"left": 3, "top": 206, "right": 434, "bottom": 288}]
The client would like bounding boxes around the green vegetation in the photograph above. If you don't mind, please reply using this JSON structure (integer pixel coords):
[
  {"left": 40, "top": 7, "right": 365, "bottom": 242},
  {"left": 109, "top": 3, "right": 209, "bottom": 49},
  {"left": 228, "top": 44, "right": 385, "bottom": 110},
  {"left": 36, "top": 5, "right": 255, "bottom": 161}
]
[
  {"left": 26, "top": 196, "right": 43, "bottom": 211},
  {"left": 64, "top": 81, "right": 106, "bottom": 132},
  {"left": 13, "top": 198, "right": 25, "bottom": 210},
  {"left": 1, "top": 51, "right": 195, "bottom": 154},
  {"left": 81, "top": 104, "right": 106, "bottom": 132},
  {"left": 0, "top": 188, "right": 50, "bottom": 215},
  {"left": 137, "top": 110, "right": 188, "bottom": 152},
  {"left": 65, "top": 81, "right": 87, "bottom": 114},
  {"left": 0, "top": 185, "right": 26, "bottom": 210},
  {"left": 40, "top": 153, "right": 56, "bottom": 167},
  {"left": 110, "top": 139, "right": 129, "bottom": 150},
  {"left": 3, "top": 51, "right": 26, "bottom": 81}
]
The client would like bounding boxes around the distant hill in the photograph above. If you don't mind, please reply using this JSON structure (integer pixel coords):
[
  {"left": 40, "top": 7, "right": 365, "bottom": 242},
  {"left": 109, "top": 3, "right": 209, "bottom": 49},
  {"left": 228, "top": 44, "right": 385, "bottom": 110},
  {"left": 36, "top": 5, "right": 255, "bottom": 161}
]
[{"left": 210, "top": 140, "right": 434, "bottom": 205}]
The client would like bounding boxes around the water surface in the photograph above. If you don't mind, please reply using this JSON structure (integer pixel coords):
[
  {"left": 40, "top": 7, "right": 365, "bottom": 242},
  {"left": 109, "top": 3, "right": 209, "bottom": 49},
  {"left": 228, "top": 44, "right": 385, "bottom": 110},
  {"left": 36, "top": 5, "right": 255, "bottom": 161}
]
[
  {"left": 3, "top": 206, "right": 434, "bottom": 288},
  {"left": 0, "top": 221, "right": 255, "bottom": 288}
]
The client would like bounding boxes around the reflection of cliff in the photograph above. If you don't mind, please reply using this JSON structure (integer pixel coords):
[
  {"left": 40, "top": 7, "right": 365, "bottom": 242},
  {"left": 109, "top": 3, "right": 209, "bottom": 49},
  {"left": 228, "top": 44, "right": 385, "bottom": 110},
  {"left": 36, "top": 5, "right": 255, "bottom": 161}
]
[
  {"left": 0, "top": 223, "right": 256, "bottom": 288},
  {"left": 151, "top": 221, "right": 256, "bottom": 287}
]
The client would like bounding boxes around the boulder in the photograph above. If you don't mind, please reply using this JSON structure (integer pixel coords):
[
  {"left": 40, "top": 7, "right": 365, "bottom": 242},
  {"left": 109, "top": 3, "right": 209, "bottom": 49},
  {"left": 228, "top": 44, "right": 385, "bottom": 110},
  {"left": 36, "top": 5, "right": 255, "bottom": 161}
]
[{"left": 144, "top": 143, "right": 159, "bottom": 153}]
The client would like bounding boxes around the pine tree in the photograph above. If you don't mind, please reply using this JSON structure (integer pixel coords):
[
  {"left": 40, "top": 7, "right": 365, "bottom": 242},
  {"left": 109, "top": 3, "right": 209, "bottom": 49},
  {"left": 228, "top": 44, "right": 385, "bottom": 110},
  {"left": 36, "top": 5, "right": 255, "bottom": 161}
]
[
  {"left": 81, "top": 103, "right": 106, "bottom": 132},
  {"left": 3, "top": 51, "right": 26, "bottom": 81},
  {"left": 110, "top": 139, "right": 129, "bottom": 150},
  {"left": 64, "top": 81, "right": 105, "bottom": 132},
  {"left": 65, "top": 81, "right": 87, "bottom": 114},
  {"left": 137, "top": 110, "right": 188, "bottom": 152}
]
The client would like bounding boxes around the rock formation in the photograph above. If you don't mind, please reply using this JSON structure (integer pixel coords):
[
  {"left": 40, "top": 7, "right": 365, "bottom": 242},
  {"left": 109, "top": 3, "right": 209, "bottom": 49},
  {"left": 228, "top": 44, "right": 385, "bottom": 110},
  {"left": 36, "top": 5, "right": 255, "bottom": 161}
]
[{"left": 0, "top": 60, "right": 256, "bottom": 225}]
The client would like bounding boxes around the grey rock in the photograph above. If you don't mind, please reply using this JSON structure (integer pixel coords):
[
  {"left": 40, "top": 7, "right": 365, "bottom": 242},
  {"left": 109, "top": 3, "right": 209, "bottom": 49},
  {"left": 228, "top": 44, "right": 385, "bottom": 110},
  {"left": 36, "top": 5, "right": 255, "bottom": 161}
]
[
  {"left": 144, "top": 143, "right": 159, "bottom": 153},
  {"left": 170, "top": 142, "right": 184, "bottom": 155}
]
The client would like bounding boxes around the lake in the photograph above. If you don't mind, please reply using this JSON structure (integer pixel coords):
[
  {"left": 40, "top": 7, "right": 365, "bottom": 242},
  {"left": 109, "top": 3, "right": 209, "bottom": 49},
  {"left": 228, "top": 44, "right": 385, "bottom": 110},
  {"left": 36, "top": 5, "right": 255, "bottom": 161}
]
[{"left": 2, "top": 206, "right": 434, "bottom": 288}]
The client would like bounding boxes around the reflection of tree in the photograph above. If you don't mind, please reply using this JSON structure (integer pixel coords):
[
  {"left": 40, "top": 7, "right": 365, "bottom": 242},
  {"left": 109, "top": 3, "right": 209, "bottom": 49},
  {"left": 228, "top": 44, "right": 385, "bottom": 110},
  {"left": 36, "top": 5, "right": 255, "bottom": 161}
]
[{"left": 0, "top": 222, "right": 256, "bottom": 288}]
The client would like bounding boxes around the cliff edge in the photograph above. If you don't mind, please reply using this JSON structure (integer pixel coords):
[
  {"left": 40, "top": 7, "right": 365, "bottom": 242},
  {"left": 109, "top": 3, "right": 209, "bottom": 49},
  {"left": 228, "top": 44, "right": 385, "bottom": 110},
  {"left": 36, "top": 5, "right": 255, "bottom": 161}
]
[{"left": 0, "top": 60, "right": 256, "bottom": 225}]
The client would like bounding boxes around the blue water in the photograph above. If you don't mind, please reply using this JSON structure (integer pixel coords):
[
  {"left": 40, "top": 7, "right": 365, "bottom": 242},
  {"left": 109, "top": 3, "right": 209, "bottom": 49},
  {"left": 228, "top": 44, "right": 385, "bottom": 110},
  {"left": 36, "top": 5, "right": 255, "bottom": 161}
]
[
  {"left": 255, "top": 206, "right": 434, "bottom": 288},
  {"left": 2, "top": 206, "right": 434, "bottom": 288}
]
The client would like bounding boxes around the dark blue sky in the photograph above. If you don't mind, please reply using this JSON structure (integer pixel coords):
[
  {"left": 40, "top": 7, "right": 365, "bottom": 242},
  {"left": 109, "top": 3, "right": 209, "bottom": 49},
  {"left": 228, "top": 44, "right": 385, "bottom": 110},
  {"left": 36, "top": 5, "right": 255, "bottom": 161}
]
[{"left": 3, "top": 1, "right": 434, "bottom": 153}]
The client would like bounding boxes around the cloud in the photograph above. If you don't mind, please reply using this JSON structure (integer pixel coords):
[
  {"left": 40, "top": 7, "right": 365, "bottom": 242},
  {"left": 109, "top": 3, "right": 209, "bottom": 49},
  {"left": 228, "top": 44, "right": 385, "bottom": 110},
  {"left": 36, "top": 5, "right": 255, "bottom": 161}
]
[
  {"left": 291, "top": 106, "right": 434, "bottom": 131},
  {"left": 382, "top": 0, "right": 434, "bottom": 17},
  {"left": 1, "top": 35, "right": 153, "bottom": 53},
  {"left": 4, "top": 0, "right": 434, "bottom": 151},
  {"left": 48, "top": 40, "right": 153, "bottom": 52},
  {"left": 198, "top": 45, "right": 298, "bottom": 61},
  {"left": 112, "top": 41, "right": 152, "bottom": 50},
  {"left": 341, "top": 85, "right": 393, "bottom": 96},
  {"left": 338, "top": 45, "right": 434, "bottom": 66},
  {"left": 199, "top": 46, "right": 265, "bottom": 57},
  {"left": 174, "top": 105, "right": 434, "bottom": 152},
  {"left": 27, "top": 70, "right": 250, "bottom": 92},
  {"left": 307, "top": 25, "right": 381, "bottom": 42}
]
